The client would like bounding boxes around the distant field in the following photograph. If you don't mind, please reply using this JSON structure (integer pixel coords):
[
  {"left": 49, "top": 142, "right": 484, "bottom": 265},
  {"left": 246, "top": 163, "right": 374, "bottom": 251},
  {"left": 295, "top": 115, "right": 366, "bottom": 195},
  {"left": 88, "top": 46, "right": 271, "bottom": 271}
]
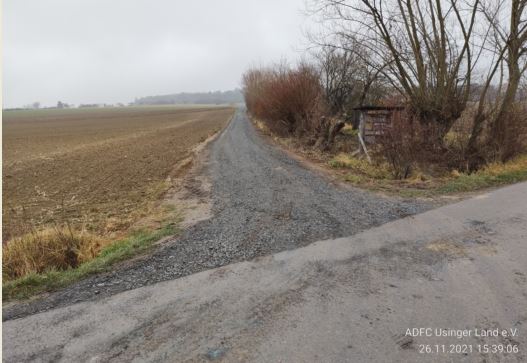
[{"left": 3, "top": 106, "right": 234, "bottom": 241}]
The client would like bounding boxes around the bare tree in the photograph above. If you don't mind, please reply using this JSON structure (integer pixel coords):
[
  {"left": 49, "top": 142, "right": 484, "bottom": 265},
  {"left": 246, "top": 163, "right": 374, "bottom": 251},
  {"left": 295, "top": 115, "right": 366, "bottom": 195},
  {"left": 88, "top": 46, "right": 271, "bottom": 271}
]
[
  {"left": 317, "top": 46, "right": 357, "bottom": 115},
  {"left": 310, "top": 0, "right": 481, "bottom": 143},
  {"left": 465, "top": 0, "right": 527, "bottom": 163},
  {"left": 495, "top": 0, "right": 527, "bottom": 118},
  {"left": 309, "top": 31, "right": 390, "bottom": 106}
]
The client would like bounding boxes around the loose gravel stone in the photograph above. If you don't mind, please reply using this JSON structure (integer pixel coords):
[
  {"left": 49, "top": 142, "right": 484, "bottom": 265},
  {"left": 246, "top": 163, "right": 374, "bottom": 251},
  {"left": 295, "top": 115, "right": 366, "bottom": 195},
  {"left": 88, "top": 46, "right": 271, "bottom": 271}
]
[{"left": 3, "top": 109, "right": 431, "bottom": 321}]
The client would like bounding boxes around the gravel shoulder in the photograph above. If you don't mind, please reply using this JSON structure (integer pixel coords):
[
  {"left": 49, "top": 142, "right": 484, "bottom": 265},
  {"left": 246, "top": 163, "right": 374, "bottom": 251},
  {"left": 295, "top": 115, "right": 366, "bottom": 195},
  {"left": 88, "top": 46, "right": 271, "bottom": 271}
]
[{"left": 3, "top": 108, "right": 430, "bottom": 321}]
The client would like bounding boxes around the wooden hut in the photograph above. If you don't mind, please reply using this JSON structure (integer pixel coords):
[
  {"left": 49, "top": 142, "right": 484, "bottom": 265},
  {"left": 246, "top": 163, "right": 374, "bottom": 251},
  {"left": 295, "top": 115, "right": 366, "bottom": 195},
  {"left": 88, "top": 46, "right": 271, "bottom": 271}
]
[
  {"left": 352, "top": 105, "right": 405, "bottom": 143},
  {"left": 351, "top": 105, "right": 404, "bottom": 162}
]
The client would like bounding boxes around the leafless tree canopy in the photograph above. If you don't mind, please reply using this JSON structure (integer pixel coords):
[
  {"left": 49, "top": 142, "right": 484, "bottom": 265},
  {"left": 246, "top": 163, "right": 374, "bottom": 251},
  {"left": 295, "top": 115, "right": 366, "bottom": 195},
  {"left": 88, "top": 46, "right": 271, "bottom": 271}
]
[
  {"left": 311, "top": 1, "right": 482, "bottom": 134},
  {"left": 315, "top": 42, "right": 387, "bottom": 117},
  {"left": 309, "top": 0, "right": 527, "bottom": 153}
]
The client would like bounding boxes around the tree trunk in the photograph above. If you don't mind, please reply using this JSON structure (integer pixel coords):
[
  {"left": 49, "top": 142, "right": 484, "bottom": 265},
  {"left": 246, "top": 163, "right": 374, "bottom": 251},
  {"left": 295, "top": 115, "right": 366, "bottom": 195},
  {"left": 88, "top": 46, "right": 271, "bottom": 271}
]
[
  {"left": 316, "top": 117, "right": 345, "bottom": 151},
  {"left": 490, "top": 54, "right": 521, "bottom": 161}
]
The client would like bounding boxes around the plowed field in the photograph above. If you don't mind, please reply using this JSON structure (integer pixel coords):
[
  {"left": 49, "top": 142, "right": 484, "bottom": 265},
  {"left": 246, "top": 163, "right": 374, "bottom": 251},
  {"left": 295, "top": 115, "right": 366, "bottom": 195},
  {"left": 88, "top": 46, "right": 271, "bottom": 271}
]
[{"left": 3, "top": 106, "right": 234, "bottom": 241}]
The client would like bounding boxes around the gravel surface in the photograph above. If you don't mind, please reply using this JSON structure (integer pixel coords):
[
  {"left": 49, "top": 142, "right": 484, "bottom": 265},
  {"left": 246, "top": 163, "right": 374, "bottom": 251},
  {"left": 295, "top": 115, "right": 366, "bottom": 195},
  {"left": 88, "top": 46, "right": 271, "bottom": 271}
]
[{"left": 3, "top": 109, "right": 430, "bottom": 321}]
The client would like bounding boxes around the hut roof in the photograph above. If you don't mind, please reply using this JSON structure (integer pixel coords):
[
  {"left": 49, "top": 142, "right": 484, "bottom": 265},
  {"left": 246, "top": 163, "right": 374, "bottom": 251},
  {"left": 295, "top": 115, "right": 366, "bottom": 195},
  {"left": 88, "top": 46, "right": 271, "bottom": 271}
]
[{"left": 352, "top": 105, "right": 404, "bottom": 111}]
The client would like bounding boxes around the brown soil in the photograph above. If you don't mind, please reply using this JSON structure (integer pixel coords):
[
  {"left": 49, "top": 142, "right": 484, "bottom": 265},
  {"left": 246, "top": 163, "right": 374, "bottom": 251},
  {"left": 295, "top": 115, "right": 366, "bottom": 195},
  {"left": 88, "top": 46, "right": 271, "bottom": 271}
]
[{"left": 2, "top": 106, "right": 234, "bottom": 241}]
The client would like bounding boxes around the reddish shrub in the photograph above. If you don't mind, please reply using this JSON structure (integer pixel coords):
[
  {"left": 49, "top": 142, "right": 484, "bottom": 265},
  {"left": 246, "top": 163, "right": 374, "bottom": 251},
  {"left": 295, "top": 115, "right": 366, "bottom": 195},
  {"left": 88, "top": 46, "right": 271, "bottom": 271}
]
[
  {"left": 376, "top": 109, "right": 447, "bottom": 178},
  {"left": 242, "top": 64, "right": 326, "bottom": 136},
  {"left": 375, "top": 110, "right": 416, "bottom": 178}
]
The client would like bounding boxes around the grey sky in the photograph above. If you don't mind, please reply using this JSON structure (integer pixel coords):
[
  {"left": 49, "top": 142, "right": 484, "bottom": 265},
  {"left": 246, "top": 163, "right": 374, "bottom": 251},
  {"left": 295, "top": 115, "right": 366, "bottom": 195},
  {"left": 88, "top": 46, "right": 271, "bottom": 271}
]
[{"left": 3, "top": 0, "right": 310, "bottom": 108}]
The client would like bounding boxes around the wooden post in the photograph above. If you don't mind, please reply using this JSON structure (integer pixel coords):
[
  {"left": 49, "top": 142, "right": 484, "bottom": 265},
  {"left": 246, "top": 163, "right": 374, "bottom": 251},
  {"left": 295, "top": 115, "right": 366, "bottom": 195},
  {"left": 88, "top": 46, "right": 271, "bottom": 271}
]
[{"left": 357, "top": 112, "right": 372, "bottom": 163}]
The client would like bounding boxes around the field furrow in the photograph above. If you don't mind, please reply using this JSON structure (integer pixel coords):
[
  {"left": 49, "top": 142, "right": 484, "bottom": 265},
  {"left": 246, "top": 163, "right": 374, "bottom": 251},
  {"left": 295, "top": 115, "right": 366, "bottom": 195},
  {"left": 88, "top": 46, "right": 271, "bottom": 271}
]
[{"left": 2, "top": 106, "right": 234, "bottom": 241}]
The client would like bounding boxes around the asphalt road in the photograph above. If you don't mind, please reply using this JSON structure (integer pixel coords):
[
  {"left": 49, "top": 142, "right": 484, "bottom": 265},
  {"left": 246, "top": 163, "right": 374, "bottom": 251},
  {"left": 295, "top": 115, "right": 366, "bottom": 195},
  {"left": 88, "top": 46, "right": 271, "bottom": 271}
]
[
  {"left": 3, "top": 109, "right": 428, "bottom": 321},
  {"left": 4, "top": 182, "right": 527, "bottom": 362}
]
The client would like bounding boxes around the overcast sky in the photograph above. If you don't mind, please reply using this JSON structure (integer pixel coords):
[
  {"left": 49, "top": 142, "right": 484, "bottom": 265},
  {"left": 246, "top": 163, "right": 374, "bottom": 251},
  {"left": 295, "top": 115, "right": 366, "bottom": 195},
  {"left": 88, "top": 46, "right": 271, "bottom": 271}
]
[{"left": 3, "top": 0, "right": 311, "bottom": 108}]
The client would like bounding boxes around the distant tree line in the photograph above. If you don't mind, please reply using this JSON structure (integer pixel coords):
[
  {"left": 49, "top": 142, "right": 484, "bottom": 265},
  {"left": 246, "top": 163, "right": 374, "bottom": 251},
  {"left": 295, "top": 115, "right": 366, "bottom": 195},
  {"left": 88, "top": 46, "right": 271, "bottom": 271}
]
[{"left": 133, "top": 89, "right": 243, "bottom": 105}]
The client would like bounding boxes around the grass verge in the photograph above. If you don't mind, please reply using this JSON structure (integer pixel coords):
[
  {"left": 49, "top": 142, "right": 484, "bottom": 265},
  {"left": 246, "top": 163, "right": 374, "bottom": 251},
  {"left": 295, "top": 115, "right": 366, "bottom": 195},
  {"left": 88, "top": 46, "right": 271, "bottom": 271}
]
[
  {"left": 251, "top": 116, "right": 527, "bottom": 197},
  {"left": 436, "top": 156, "right": 527, "bottom": 194},
  {"left": 3, "top": 223, "right": 178, "bottom": 302},
  {"left": 329, "top": 154, "right": 527, "bottom": 197}
]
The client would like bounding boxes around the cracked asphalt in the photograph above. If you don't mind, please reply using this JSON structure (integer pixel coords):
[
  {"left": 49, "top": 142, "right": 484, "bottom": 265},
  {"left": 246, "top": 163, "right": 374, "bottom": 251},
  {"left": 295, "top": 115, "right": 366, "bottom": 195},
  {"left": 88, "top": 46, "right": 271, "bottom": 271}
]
[{"left": 3, "top": 108, "right": 430, "bottom": 321}]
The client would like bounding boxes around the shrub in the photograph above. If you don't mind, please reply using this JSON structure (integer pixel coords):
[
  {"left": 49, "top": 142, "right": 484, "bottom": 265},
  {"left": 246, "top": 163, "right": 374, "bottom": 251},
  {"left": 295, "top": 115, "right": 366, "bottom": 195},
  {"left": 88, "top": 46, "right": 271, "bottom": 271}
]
[
  {"left": 487, "top": 102, "right": 527, "bottom": 163},
  {"left": 3, "top": 226, "right": 106, "bottom": 281},
  {"left": 242, "top": 63, "right": 327, "bottom": 136},
  {"left": 375, "top": 110, "right": 418, "bottom": 178},
  {"left": 443, "top": 106, "right": 476, "bottom": 171}
]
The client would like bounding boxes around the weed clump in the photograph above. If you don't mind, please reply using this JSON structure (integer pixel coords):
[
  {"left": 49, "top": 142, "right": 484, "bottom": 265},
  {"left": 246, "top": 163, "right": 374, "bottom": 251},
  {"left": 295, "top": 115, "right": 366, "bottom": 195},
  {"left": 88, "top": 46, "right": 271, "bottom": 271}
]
[
  {"left": 3, "top": 223, "right": 178, "bottom": 301},
  {"left": 3, "top": 226, "right": 105, "bottom": 281},
  {"left": 329, "top": 153, "right": 391, "bottom": 180}
]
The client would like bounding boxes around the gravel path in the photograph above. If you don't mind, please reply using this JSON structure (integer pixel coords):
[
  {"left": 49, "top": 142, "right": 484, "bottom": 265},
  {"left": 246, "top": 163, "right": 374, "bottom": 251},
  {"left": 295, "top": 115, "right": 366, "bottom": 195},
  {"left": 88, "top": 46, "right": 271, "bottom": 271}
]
[{"left": 3, "top": 109, "right": 430, "bottom": 321}]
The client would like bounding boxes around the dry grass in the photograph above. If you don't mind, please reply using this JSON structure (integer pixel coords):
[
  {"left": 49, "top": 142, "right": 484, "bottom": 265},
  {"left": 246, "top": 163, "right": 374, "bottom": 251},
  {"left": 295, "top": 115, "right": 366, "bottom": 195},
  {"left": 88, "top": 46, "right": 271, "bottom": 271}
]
[
  {"left": 482, "top": 154, "right": 527, "bottom": 176},
  {"left": 3, "top": 226, "right": 106, "bottom": 281},
  {"left": 3, "top": 202, "right": 180, "bottom": 284},
  {"left": 328, "top": 153, "right": 527, "bottom": 196},
  {"left": 436, "top": 155, "right": 527, "bottom": 194},
  {"left": 329, "top": 153, "right": 391, "bottom": 179},
  {"left": 3, "top": 222, "right": 178, "bottom": 301}
]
